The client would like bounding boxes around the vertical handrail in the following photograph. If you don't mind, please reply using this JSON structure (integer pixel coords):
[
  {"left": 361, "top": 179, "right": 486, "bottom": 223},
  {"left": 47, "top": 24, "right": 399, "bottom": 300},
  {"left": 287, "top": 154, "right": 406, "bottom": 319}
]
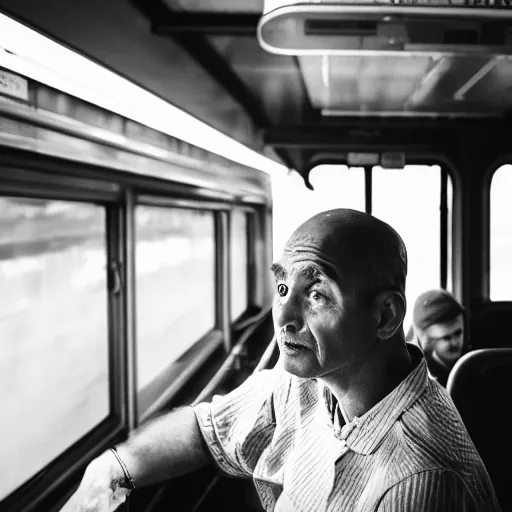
[
  {"left": 221, "top": 211, "right": 232, "bottom": 352},
  {"left": 365, "top": 166, "right": 373, "bottom": 215},
  {"left": 440, "top": 167, "right": 448, "bottom": 290},
  {"left": 124, "top": 189, "right": 138, "bottom": 432}
]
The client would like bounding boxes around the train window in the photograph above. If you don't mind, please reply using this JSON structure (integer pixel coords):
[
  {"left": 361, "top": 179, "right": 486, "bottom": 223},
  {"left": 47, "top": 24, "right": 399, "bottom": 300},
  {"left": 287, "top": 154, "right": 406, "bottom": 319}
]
[
  {"left": 372, "top": 165, "right": 452, "bottom": 329},
  {"left": 272, "top": 165, "right": 365, "bottom": 257},
  {"left": 135, "top": 206, "right": 216, "bottom": 416},
  {"left": 490, "top": 165, "right": 512, "bottom": 301},
  {"left": 0, "top": 197, "right": 109, "bottom": 501},
  {"left": 231, "top": 209, "right": 249, "bottom": 321}
]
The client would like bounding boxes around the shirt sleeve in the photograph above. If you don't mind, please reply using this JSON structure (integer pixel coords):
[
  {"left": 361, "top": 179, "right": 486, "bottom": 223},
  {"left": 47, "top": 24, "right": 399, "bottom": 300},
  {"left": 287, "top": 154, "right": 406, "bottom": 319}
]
[
  {"left": 193, "top": 368, "right": 287, "bottom": 479},
  {"left": 376, "top": 469, "right": 478, "bottom": 512}
]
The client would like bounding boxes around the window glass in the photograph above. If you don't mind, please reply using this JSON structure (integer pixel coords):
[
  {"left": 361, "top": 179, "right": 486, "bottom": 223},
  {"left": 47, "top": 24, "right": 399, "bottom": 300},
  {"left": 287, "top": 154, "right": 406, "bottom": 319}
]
[
  {"left": 271, "top": 165, "right": 365, "bottom": 258},
  {"left": 490, "top": 165, "right": 512, "bottom": 300},
  {"left": 231, "top": 210, "right": 249, "bottom": 320},
  {"left": 372, "top": 165, "right": 450, "bottom": 331},
  {"left": 0, "top": 197, "right": 109, "bottom": 501},
  {"left": 135, "top": 206, "right": 215, "bottom": 414}
]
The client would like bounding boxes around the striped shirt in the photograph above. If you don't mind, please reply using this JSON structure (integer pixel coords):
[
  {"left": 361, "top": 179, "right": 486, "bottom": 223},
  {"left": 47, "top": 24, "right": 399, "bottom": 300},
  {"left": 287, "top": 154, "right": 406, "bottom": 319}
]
[{"left": 194, "top": 345, "right": 500, "bottom": 511}]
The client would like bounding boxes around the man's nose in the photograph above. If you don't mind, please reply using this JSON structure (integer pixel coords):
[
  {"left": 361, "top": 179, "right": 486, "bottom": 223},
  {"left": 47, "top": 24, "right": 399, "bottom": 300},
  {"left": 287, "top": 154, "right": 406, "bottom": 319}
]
[{"left": 273, "top": 293, "right": 303, "bottom": 333}]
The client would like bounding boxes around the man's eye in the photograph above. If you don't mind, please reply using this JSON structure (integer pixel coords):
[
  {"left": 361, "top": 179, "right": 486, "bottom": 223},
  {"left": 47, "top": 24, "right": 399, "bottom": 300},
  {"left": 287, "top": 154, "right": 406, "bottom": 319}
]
[
  {"left": 309, "top": 290, "right": 322, "bottom": 301},
  {"left": 277, "top": 284, "right": 288, "bottom": 297}
]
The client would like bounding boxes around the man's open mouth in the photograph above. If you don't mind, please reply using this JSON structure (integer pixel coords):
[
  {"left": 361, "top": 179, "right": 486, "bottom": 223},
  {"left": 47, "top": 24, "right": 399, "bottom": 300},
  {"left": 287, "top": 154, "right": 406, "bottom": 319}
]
[{"left": 283, "top": 340, "right": 308, "bottom": 350}]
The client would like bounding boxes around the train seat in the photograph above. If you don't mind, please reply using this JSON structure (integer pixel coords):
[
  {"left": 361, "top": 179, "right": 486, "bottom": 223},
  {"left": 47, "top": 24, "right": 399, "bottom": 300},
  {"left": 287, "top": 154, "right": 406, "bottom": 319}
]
[{"left": 447, "top": 349, "right": 512, "bottom": 511}]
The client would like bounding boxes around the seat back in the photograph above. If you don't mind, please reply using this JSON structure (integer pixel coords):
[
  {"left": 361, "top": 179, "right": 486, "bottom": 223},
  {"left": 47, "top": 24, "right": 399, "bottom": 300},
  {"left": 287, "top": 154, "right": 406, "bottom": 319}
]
[
  {"left": 447, "top": 349, "right": 512, "bottom": 511},
  {"left": 469, "top": 304, "right": 512, "bottom": 350}
]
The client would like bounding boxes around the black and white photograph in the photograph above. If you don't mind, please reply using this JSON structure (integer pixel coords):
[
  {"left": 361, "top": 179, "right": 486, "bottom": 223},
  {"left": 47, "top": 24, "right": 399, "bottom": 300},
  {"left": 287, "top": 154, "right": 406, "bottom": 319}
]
[{"left": 0, "top": 1, "right": 511, "bottom": 511}]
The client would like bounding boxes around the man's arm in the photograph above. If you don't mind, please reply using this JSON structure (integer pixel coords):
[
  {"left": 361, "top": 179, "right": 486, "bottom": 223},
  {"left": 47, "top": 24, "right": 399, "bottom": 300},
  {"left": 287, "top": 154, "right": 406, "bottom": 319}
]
[
  {"left": 60, "top": 406, "right": 211, "bottom": 512},
  {"left": 376, "top": 469, "right": 479, "bottom": 512}
]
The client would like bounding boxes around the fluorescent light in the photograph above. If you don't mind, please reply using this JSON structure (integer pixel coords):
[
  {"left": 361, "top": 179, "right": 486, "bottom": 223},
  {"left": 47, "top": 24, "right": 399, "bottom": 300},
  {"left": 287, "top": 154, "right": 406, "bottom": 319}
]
[
  {"left": 321, "top": 109, "right": 501, "bottom": 118},
  {"left": 405, "top": 56, "right": 451, "bottom": 108},
  {"left": 0, "top": 14, "right": 287, "bottom": 176},
  {"left": 453, "top": 56, "right": 503, "bottom": 101}
]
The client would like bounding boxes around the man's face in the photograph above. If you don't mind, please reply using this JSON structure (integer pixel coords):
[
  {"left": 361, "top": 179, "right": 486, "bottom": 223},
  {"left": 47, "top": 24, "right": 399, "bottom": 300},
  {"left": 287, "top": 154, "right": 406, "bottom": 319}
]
[
  {"left": 420, "top": 314, "right": 464, "bottom": 366},
  {"left": 271, "top": 251, "right": 377, "bottom": 380}
]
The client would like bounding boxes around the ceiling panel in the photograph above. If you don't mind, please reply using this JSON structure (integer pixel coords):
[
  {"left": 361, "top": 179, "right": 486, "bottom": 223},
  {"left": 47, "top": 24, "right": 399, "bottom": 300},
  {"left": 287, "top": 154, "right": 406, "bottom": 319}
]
[
  {"left": 299, "top": 55, "right": 432, "bottom": 112},
  {"left": 298, "top": 53, "right": 512, "bottom": 115},
  {"left": 209, "top": 36, "right": 312, "bottom": 125},
  {"left": 163, "top": 0, "right": 263, "bottom": 12},
  {"left": 462, "top": 58, "right": 512, "bottom": 109}
]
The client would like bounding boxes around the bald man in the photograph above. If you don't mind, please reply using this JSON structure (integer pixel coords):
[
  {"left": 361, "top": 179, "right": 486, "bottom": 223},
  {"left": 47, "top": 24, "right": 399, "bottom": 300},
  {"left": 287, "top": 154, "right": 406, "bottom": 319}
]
[{"left": 61, "top": 209, "right": 499, "bottom": 512}]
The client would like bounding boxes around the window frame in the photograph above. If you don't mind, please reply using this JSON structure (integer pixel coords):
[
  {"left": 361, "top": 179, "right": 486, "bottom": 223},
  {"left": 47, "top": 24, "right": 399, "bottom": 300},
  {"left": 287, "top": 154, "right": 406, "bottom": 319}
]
[
  {"left": 307, "top": 161, "right": 456, "bottom": 296},
  {"left": 0, "top": 151, "right": 267, "bottom": 509},
  {"left": 133, "top": 195, "right": 228, "bottom": 422},
  {"left": 246, "top": 210, "right": 258, "bottom": 310},
  {"left": 132, "top": 197, "right": 261, "bottom": 421},
  {"left": 0, "top": 108, "right": 271, "bottom": 509},
  {"left": 486, "top": 161, "right": 512, "bottom": 302},
  {"left": 229, "top": 207, "right": 256, "bottom": 324},
  {"left": 370, "top": 164, "right": 454, "bottom": 294},
  {"left": 0, "top": 172, "right": 125, "bottom": 512},
  {"left": 138, "top": 330, "right": 225, "bottom": 421}
]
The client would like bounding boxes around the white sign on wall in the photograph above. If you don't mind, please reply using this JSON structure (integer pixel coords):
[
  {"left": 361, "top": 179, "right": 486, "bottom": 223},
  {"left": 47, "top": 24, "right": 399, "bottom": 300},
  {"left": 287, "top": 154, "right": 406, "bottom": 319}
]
[{"left": 0, "top": 69, "right": 29, "bottom": 101}]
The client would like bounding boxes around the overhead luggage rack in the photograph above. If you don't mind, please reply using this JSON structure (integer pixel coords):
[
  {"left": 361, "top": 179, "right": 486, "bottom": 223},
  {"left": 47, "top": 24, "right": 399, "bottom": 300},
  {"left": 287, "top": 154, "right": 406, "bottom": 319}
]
[
  {"left": 256, "top": 1, "right": 512, "bottom": 118},
  {"left": 258, "top": 1, "right": 512, "bottom": 56}
]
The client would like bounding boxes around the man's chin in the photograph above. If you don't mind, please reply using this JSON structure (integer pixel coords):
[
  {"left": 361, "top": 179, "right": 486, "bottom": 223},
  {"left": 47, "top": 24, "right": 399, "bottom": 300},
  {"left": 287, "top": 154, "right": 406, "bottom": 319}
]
[
  {"left": 280, "top": 356, "right": 318, "bottom": 379},
  {"left": 442, "top": 352, "right": 462, "bottom": 366}
]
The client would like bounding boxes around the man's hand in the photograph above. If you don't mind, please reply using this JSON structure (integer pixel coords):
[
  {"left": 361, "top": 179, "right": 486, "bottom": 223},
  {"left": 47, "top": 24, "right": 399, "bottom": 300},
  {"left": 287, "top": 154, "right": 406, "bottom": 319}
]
[
  {"left": 59, "top": 407, "right": 210, "bottom": 511},
  {"left": 59, "top": 451, "right": 130, "bottom": 512}
]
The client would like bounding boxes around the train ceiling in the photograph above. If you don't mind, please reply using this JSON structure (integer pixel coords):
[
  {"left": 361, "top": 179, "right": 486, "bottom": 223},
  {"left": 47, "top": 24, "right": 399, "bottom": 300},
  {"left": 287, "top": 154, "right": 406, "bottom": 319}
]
[{"left": 1, "top": 0, "right": 512, "bottom": 184}]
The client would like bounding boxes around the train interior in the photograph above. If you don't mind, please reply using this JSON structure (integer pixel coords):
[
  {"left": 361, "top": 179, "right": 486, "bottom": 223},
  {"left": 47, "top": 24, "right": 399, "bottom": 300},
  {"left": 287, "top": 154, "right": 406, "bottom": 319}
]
[{"left": 1, "top": 0, "right": 512, "bottom": 511}]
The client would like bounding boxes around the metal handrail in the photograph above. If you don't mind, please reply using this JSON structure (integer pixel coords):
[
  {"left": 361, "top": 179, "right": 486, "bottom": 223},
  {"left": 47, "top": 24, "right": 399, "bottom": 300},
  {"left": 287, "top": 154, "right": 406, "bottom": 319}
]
[
  {"left": 234, "top": 306, "right": 273, "bottom": 332},
  {"left": 192, "top": 308, "right": 272, "bottom": 406},
  {"left": 254, "top": 336, "right": 278, "bottom": 373}
]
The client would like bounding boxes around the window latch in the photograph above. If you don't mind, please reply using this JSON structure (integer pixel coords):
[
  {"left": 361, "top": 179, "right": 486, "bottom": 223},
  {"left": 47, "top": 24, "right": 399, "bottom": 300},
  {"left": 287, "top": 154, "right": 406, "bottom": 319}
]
[{"left": 109, "top": 261, "right": 123, "bottom": 296}]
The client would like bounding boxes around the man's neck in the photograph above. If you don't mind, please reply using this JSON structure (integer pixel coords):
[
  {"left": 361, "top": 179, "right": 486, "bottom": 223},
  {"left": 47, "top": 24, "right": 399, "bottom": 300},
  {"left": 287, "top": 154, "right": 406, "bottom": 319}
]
[{"left": 319, "top": 340, "right": 413, "bottom": 423}]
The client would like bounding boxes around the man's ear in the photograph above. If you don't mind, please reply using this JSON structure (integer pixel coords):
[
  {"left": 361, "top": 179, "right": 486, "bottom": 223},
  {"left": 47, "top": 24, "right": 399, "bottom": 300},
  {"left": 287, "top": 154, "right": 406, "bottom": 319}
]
[{"left": 374, "top": 291, "right": 406, "bottom": 340}]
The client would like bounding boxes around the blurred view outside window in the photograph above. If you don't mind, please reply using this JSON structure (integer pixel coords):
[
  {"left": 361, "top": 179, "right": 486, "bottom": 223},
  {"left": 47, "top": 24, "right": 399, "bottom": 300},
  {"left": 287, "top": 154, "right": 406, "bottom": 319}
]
[
  {"left": 135, "top": 206, "right": 215, "bottom": 415},
  {"left": 373, "top": 165, "right": 452, "bottom": 330},
  {"left": 490, "top": 165, "right": 512, "bottom": 300},
  {"left": 0, "top": 197, "right": 109, "bottom": 501},
  {"left": 231, "top": 210, "right": 249, "bottom": 320},
  {"left": 271, "top": 165, "right": 451, "bottom": 332},
  {"left": 271, "top": 165, "right": 365, "bottom": 257}
]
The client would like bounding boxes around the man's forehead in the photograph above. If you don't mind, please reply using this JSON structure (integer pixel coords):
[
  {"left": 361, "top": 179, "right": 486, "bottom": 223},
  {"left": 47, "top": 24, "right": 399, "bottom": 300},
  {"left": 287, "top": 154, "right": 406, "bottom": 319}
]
[
  {"left": 274, "top": 251, "right": 339, "bottom": 281},
  {"left": 279, "top": 209, "right": 392, "bottom": 283},
  {"left": 285, "top": 231, "right": 319, "bottom": 250},
  {"left": 283, "top": 229, "right": 341, "bottom": 264},
  {"left": 273, "top": 259, "right": 322, "bottom": 275},
  {"left": 284, "top": 229, "right": 339, "bottom": 259}
]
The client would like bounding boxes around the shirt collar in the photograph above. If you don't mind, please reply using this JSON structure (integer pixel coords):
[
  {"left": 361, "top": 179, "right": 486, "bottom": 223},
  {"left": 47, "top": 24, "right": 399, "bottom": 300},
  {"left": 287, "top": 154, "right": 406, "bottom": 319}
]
[{"left": 323, "top": 344, "right": 429, "bottom": 455}]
